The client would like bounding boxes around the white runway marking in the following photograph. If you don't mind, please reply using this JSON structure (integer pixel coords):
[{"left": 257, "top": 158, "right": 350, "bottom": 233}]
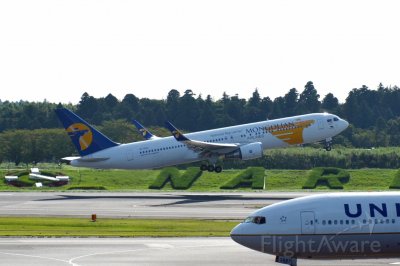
[
  {"left": 0, "top": 251, "right": 68, "bottom": 264},
  {"left": 68, "top": 248, "right": 149, "bottom": 266},
  {"left": 67, "top": 242, "right": 234, "bottom": 266}
]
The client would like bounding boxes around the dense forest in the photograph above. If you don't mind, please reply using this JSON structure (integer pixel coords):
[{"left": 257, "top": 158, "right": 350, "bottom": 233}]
[{"left": 1, "top": 81, "right": 400, "bottom": 167}]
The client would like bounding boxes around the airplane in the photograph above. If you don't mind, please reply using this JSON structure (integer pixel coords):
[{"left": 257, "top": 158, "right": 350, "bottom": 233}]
[
  {"left": 132, "top": 119, "right": 160, "bottom": 140},
  {"left": 55, "top": 108, "right": 348, "bottom": 172},
  {"left": 230, "top": 192, "right": 400, "bottom": 266}
]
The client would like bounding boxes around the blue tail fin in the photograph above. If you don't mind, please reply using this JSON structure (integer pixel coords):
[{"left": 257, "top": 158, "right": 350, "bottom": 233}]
[
  {"left": 55, "top": 108, "right": 118, "bottom": 156},
  {"left": 132, "top": 119, "right": 157, "bottom": 140},
  {"left": 165, "top": 121, "right": 189, "bottom": 141}
]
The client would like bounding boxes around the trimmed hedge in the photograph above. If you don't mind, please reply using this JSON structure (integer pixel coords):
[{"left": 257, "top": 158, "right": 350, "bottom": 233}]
[
  {"left": 149, "top": 167, "right": 202, "bottom": 189},
  {"left": 302, "top": 167, "right": 350, "bottom": 189},
  {"left": 5, "top": 171, "right": 29, "bottom": 177},
  {"left": 389, "top": 169, "right": 400, "bottom": 189},
  {"left": 67, "top": 186, "right": 106, "bottom": 190},
  {"left": 220, "top": 167, "right": 265, "bottom": 189},
  {"left": 4, "top": 170, "right": 69, "bottom": 188}
]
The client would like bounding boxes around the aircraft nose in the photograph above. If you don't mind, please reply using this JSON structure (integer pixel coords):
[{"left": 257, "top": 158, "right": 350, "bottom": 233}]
[
  {"left": 230, "top": 224, "right": 245, "bottom": 246},
  {"left": 342, "top": 119, "right": 349, "bottom": 130}
]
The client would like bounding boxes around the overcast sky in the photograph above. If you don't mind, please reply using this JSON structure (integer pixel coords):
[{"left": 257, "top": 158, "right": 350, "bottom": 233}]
[{"left": 0, "top": 0, "right": 399, "bottom": 104}]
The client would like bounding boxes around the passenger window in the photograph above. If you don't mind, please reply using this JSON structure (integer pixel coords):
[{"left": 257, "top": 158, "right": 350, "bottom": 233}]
[{"left": 345, "top": 220, "right": 349, "bottom": 225}]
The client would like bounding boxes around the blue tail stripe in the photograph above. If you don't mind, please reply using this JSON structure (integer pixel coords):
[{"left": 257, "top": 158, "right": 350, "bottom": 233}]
[
  {"left": 132, "top": 119, "right": 154, "bottom": 140},
  {"left": 55, "top": 108, "right": 118, "bottom": 156},
  {"left": 165, "top": 121, "right": 189, "bottom": 141}
]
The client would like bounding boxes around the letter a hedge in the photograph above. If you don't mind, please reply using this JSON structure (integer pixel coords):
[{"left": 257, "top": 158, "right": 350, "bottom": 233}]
[
  {"left": 389, "top": 169, "right": 400, "bottom": 189},
  {"left": 220, "top": 167, "right": 266, "bottom": 189},
  {"left": 302, "top": 167, "right": 350, "bottom": 189},
  {"left": 149, "top": 167, "right": 202, "bottom": 189}
]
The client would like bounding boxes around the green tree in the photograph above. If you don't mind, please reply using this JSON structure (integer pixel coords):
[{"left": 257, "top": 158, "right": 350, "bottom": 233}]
[
  {"left": 322, "top": 93, "right": 339, "bottom": 112},
  {"left": 297, "top": 81, "right": 321, "bottom": 114},
  {"left": 283, "top": 88, "right": 298, "bottom": 116}
]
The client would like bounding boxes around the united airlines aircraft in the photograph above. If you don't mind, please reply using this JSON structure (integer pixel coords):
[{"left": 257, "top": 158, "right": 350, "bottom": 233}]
[
  {"left": 231, "top": 192, "right": 400, "bottom": 266},
  {"left": 55, "top": 108, "right": 348, "bottom": 172}
]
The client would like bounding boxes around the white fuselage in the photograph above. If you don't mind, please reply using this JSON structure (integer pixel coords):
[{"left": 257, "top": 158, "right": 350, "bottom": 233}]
[
  {"left": 231, "top": 192, "right": 400, "bottom": 260},
  {"left": 71, "top": 113, "right": 348, "bottom": 169}
]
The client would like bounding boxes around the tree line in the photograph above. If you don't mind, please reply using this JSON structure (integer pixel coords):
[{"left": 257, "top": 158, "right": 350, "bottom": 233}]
[{"left": 1, "top": 81, "right": 400, "bottom": 166}]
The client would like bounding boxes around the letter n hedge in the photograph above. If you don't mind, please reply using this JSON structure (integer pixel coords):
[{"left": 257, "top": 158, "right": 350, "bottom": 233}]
[{"left": 149, "top": 167, "right": 202, "bottom": 189}]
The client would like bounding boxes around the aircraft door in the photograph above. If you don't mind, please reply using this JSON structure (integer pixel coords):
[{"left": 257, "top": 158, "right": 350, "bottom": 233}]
[
  {"left": 300, "top": 211, "right": 315, "bottom": 234},
  {"left": 126, "top": 151, "right": 134, "bottom": 161},
  {"left": 318, "top": 120, "right": 324, "bottom": 130}
]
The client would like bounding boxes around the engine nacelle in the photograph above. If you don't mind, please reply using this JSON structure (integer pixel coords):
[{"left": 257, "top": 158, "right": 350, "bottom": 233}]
[{"left": 225, "top": 142, "right": 263, "bottom": 160}]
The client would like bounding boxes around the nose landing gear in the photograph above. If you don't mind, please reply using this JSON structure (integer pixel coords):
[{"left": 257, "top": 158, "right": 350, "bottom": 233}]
[{"left": 324, "top": 137, "right": 332, "bottom": 151}]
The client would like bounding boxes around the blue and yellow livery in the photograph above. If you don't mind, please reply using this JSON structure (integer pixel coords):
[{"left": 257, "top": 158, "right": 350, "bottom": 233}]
[{"left": 55, "top": 108, "right": 118, "bottom": 156}]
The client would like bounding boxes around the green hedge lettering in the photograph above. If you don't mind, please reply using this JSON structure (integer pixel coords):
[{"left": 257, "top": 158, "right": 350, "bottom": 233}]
[
  {"left": 149, "top": 167, "right": 202, "bottom": 189},
  {"left": 302, "top": 167, "right": 350, "bottom": 189},
  {"left": 220, "top": 167, "right": 265, "bottom": 189}
]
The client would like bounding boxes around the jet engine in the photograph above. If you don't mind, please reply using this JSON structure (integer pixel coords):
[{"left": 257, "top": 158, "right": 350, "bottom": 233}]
[{"left": 225, "top": 142, "right": 263, "bottom": 160}]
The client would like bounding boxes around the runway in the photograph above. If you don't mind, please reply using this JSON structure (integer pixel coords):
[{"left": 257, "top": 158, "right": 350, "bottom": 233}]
[
  {"left": 0, "top": 237, "right": 397, "bottom": 266},
  {"left": 0, "top": 191, "right": 313, "bottom": 219},
  {"left": 1, "top": 192, "right": 398, "bottom": 265}
]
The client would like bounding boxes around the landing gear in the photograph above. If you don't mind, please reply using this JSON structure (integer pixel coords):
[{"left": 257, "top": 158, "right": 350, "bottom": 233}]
[
  {"left": 324, "top": 137, "right": 332, "bottom": 151},
  {"left": 275, "top": 256, "right": 297, "bottom": 266},
  {"left": 200, "top": 164, "right": 208, "bottom": 171},
  {"left": 200, "top": 163, "right": 223, "bottom": 173},
  {"left": 214, "top": 165, "right": 222, "bottom": 173}
]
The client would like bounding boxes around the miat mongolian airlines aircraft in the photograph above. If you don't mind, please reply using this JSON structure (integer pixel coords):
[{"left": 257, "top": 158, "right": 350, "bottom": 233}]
[
  {"left": 231, "top": 192, "right": 400, "bottom": 266},
  {"left": 55, "top": 108, "right": 348, "bottom": 172}
]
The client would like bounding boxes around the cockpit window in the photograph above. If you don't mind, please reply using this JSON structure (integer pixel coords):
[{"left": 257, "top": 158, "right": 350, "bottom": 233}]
[
  {"left": 327, "top": 119, "right": 332, "bottom": 122},
  {"left": 333, "top": 117, "right": 339, "bottom": 121},
  {"left": 244, "top": 216, "right": 266, "bottom": 224}
]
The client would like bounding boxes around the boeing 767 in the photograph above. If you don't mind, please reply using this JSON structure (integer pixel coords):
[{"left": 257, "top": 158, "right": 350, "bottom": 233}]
[{"left": 55, "top": 108, "right": 348, "bottom": 172}]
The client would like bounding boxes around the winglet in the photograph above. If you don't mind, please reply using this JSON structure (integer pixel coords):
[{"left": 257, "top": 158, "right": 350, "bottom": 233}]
[
  {"left": 165, "top": 121, "right": 190, "bottom": 141},
  {"left": 132, "top": 119, "right": 157, "bottom": 140}
]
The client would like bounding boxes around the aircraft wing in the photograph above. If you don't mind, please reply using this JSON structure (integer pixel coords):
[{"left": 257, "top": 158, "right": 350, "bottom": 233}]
[{"left": 165, "top": 121, "right": 239, "bottom": 154}]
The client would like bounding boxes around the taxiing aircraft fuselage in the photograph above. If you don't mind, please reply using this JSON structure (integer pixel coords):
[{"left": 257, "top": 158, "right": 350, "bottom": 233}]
[
  {"left": 55, "top": 109, "right": 348, "bottom": 171},
  {"left": 231, "top": 192, "right": 400, "bottom": 266}
]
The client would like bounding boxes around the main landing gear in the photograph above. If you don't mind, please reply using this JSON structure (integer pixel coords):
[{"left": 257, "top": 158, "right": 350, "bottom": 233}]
[
  {"left": 200, "top": 164, "right": 223, "bottom": 173},
  {"left": 324, "top": 137, "right": 332, "bottom": 151}
]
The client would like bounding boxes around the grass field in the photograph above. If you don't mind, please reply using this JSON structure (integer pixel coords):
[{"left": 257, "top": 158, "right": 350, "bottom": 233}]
[
  {"left": 0, "top": 165, "right": 399, "bottom": 191},
  {"left": 0, "top": 217, "right": 237, "bottom": 237}
]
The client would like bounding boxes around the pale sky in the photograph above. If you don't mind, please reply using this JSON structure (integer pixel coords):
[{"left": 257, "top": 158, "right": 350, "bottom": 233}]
[{"left": 0, "top": 0, "right": 399, "bottom": 104}]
